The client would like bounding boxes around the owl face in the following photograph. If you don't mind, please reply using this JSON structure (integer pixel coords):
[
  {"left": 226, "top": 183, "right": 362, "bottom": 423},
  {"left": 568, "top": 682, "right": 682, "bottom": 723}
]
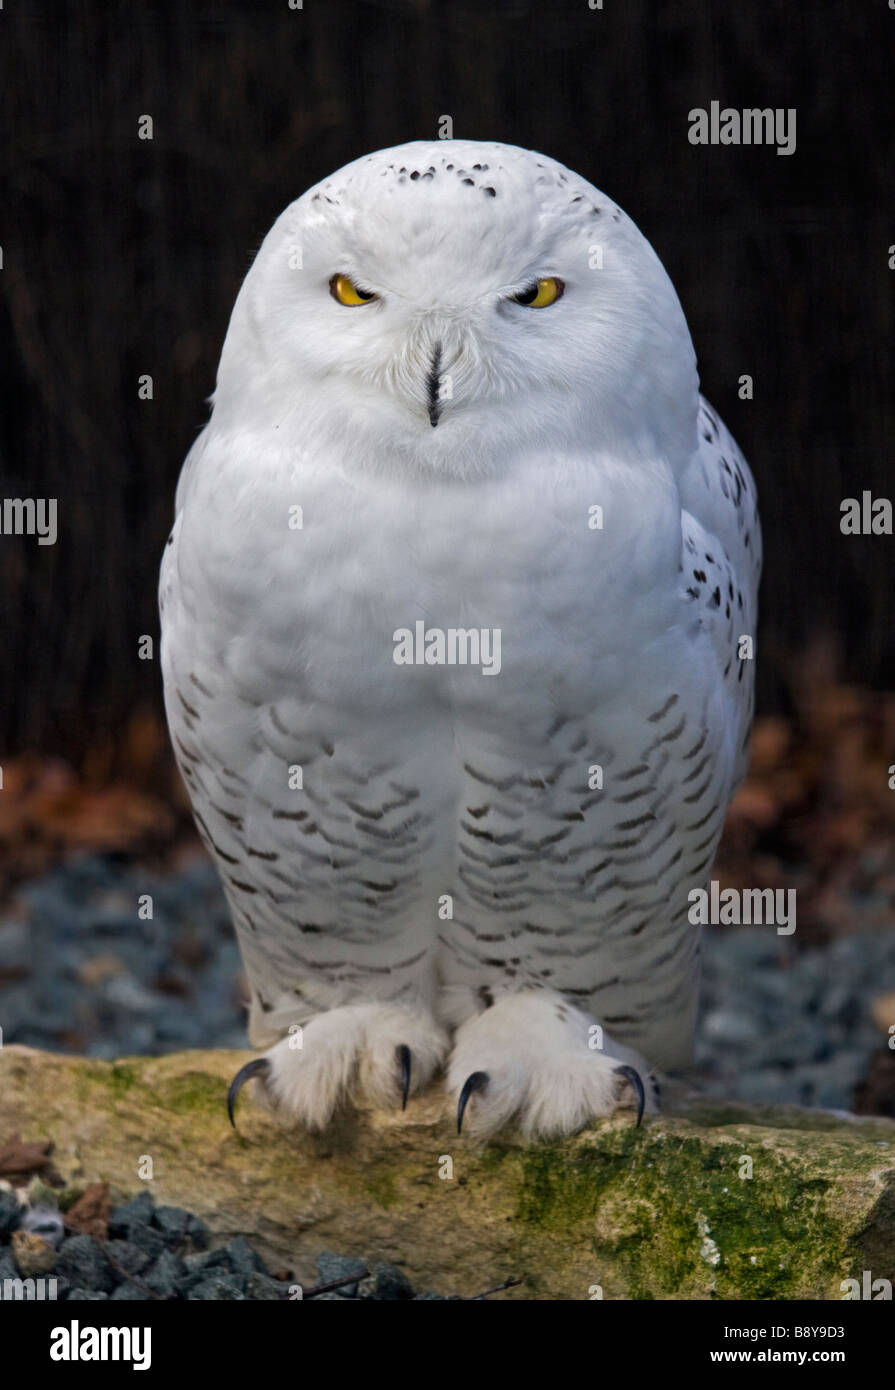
[{"left": 215, "top": 141, "right": 699, "bottom": 477}]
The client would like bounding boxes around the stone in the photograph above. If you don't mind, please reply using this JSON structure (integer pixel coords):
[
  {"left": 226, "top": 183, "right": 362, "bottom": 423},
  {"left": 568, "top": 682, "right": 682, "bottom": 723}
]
[
  {"left": 109, "top": 1190, "right": 155, "bottom": 1235},
  {"left": 2, "top": 1044, "right": 894, "bottom": 1300},
  {"left": 186, "top": 1275, "right": 246, "bottom": 1300},
  {"left": 244, "top": 1271, "right": 288, "bottom": 1300},
  {"left": 55, "top": 1235, "right": 116, "bottom": 1294},
  {"left": 0, "top": 1190, "right": 22, "bottom": 1236},
  {"left": 21, "top": 1205, "right": 65, "bottom": 1248},
  {"left": 104, "top": 1239, "right": 152, "bottom": 1277},
  {"left": 11, "top": 1229, "right": 58, "bottom": 1276},
  {"left": 110, "top": 1281, "right": 148, "bottom": 1300},
  {"left": 316, "top": 1250, "right": 367, "bottom": 1297},
  {"left": 225, "top": 1234, "right": 267, "bottom": 1280},
  {"left": 152, "top": 1204, "right": 191, "bottom": 1244},
  {"left": 143, "top": 1248, "right": 186, "bottom": 1297},
  {"left": 370, "top": 1261, "right": 414, "bottom": 1300}
]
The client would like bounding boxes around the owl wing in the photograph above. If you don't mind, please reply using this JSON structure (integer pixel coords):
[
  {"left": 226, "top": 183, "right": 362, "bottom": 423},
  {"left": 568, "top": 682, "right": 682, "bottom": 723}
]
[{"left": 677, "top": 396, "right": 761, "bottom": 787}]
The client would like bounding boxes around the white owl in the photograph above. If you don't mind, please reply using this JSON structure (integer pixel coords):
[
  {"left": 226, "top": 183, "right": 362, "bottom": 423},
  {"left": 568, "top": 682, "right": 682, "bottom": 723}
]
[{"left": 159, "top": 140, "right": 760, "bottom": 1140}]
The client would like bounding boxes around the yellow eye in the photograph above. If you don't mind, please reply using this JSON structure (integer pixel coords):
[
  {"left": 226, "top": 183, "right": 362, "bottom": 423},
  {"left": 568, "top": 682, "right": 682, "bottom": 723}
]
[
  {"left": 511, "top": 276, "right": 564, "bottom": 308},
  {"left": 329, "top": 273, "right": 378, "bottom": 306}
]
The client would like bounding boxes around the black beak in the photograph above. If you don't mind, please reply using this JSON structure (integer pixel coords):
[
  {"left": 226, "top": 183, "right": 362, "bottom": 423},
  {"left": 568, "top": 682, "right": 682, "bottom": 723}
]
[{"left": 426, "top": 342, "right": 443, "bottom": 428}]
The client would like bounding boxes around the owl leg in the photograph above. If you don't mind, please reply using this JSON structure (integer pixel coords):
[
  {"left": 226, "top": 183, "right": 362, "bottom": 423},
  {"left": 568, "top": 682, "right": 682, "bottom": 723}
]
[
  {"left": 445, "top": 989, "right": 659, "bottom": 1140},
  {"left": 227, "top": 1001, "right": 449, "bottom": 1131}
]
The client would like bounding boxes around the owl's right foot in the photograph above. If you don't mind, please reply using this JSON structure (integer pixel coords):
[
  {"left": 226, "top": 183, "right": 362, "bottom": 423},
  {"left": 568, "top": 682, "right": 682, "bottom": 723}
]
[{"left": 227, "top": 1002, "right": 448, "bottom": 1131}]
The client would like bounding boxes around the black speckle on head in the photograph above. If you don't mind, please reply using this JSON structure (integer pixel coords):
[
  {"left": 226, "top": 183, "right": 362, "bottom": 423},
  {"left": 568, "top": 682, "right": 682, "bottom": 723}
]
[
  {"left": 410, "top": 170, "right": 420, "bottom": 180},
  {"left": 483, "top": 186, "right": 496, "bottom": 197},
  {"left": 462, "top": 177, "right": 474, "bottom": 186},
  {"left": 446, "top": 163, "right": 454, "bottom": 170}
]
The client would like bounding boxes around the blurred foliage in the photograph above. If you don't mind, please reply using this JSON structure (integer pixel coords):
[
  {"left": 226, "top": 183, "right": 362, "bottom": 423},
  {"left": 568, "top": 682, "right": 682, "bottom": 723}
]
[{"left": 1, "top": 0, "right": 894, "bottom": 766}]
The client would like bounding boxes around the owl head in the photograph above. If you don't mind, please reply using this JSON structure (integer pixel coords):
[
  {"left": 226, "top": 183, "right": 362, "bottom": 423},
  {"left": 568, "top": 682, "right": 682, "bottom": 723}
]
[{"left": 213, "top": 140, "right": 699, "bottom": 478}]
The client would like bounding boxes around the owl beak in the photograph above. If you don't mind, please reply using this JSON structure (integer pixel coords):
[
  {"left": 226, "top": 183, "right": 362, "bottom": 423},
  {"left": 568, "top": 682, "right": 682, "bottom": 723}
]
[{"left": 426, "top": 342, "right": 443, "bottom": 427}]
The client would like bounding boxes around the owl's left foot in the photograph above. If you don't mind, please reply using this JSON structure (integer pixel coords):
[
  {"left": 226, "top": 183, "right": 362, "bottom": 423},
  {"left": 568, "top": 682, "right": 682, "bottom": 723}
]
[{"left": 447, "top": 991, "right": 659, "bottom": 1140}]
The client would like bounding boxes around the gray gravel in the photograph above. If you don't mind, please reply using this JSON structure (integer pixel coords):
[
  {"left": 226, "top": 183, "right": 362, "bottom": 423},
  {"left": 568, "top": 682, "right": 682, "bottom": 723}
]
[
  {"left": 695, "top": 924, "right": 895, "bottom": 1109},
  {"left": 0, "top": 853, "right": 247, "bottom": 1057},
  {"left": 0, "top": 1188, "right": 445, "bottom": 1300}
]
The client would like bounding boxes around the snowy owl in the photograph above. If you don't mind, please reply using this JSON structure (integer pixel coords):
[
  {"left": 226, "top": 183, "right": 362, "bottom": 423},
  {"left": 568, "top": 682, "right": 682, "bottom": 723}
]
[{"left": 159, "top": 140, "right": 760, "bottom": 1140}]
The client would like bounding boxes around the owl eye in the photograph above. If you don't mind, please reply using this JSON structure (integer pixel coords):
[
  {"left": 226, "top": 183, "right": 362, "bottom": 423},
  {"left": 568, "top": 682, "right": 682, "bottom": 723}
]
[
  {"left": 329, "top": 273, "right": 379, "bottom": 306},
  {"left": 511, "top": 276, "right": 564, "bottom": 308}
]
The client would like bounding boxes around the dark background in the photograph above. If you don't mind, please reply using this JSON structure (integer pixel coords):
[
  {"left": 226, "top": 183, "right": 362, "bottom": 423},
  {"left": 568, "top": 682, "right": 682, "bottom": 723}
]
[{"left": 1, "top": 0, "right": 893, "bottom": 770}]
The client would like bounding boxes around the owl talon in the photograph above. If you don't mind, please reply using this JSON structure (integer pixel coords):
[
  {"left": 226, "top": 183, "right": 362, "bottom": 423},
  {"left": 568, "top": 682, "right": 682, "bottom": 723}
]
[
  {"left": 227, "top": 1057, "right": 270, "bottom": 1129},
  {"left": 457, "top": 1070, "right": 489, "bottom": 1134},
  {"left": 396, "top": 1043, "right": 412, "bottom": 1110},
  {"left": 614, "top": 1064, "right": 646, "bottom": 1127}
]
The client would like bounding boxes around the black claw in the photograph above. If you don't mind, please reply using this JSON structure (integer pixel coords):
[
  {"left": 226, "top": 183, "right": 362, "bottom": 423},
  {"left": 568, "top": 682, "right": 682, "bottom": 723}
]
[
  {"left": 615, "top": 1065, "right": 645, "bottom": 1127},
  {"left": 227, "top": 1057, "right": 270, "bottom": 1129},
  {"left": 396, "top": 1044, "right": 412, "bottom": 1110},
  {"left": 457, "top": 1071, "right": 489, "bottom": 1135}
]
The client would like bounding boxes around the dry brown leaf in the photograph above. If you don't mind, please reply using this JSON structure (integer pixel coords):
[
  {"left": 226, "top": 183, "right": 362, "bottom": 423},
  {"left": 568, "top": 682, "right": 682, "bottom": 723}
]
[
  {"left": 870, "top": 993, "right": 895, "bottom": 1035},
  {"left": 0, "top": 1134, "right": 54, "bottom": 1179},
  {"left": 65, "top": 1181, "right": 111, "bottom": 1240}
]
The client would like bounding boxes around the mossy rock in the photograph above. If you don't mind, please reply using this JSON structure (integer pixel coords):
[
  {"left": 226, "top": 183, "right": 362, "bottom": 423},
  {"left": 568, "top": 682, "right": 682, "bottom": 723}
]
[{"left": 1, "top": 1044, "right": 893, "bottom": 1299}]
